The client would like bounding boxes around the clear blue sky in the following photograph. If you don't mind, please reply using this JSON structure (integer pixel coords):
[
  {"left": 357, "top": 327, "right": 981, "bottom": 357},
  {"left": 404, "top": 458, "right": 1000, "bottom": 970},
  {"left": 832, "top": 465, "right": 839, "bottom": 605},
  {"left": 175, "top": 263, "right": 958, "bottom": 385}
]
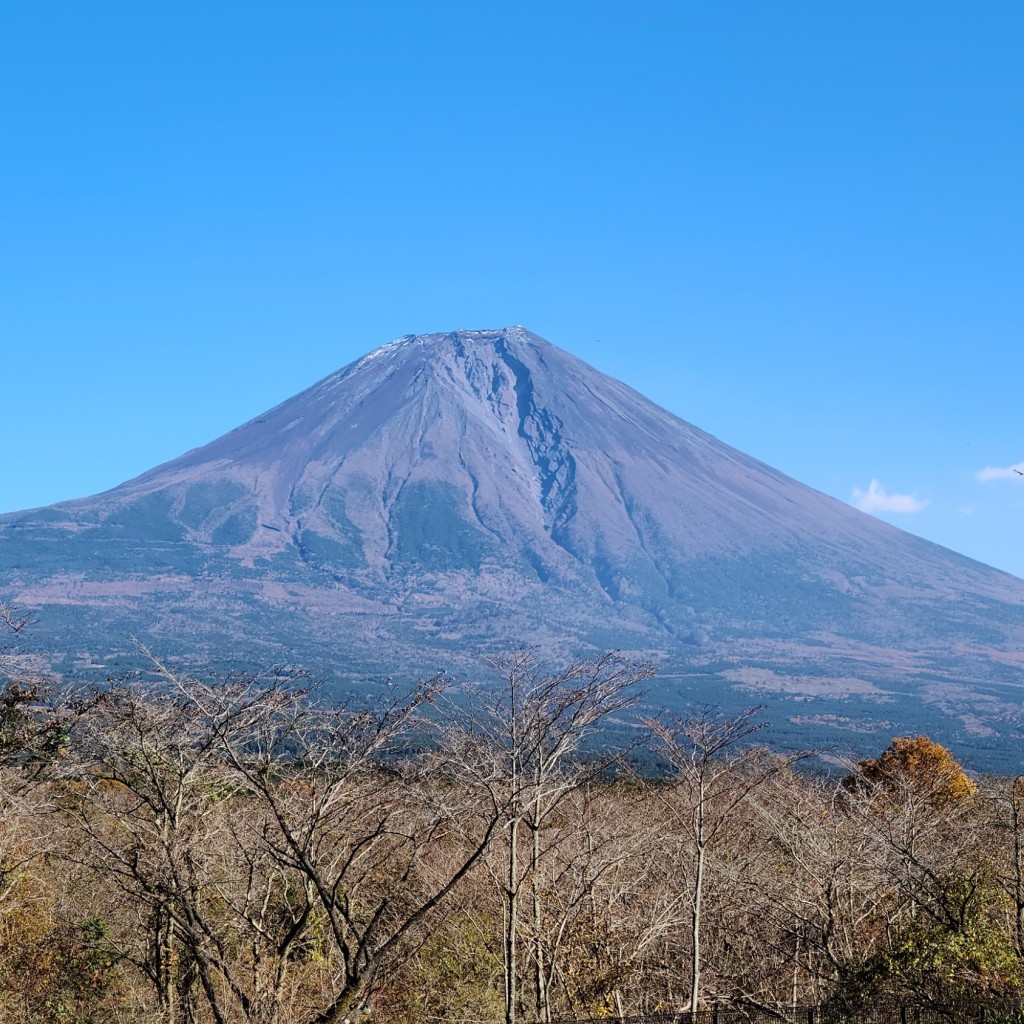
[{"left": 4, "top": 2, "right": 1023, "bottom": 576}]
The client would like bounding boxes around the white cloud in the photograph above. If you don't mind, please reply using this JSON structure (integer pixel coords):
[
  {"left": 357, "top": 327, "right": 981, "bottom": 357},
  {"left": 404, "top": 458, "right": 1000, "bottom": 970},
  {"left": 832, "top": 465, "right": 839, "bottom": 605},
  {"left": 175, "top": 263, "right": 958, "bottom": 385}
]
[
  {"left": 976, "top": 461, "right": 1024, "bottom": 482},
  {"left": 852, "top": 479, "right": 929, "bottom": 515}
]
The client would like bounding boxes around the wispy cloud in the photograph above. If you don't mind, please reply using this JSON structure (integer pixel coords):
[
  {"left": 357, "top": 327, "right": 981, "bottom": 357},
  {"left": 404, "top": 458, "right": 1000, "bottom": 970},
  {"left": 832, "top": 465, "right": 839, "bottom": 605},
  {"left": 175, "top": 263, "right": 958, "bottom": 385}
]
[
  {"left": 976, "top": 461, "right": 1024, "bottom": 482},
  {"left": 852, "top": 479, "right": 929, "bottom": 514}
]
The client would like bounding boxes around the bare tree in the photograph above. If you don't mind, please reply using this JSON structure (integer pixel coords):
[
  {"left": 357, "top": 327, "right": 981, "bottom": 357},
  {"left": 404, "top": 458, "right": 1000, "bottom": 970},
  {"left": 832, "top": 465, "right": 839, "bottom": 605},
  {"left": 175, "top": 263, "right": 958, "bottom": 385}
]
[
  {"left": 647, "top": 706, "right": 807, "bottom": 1012},
  {"left": 524, "top": 779, "right": 677, "bottom": 1019},
  {"left": 985, "top": 775, "right": 1024, "bottom": 957},
  {"left": 734, "top": 766, "right": 877, "bottom": 1008},
  {"left": 0, "top": 606, "right": 69, "bottom": 913},
  {"left": 65, "top": 677, "right": 251, "bottom": 1023},
  {"left": 194, "top": 669, "right": 508, "bottom": 1023},
  {"left": 0, "top": 603, "right": 67, "bottom": 768},
  {"left": 442, "top": 649, "right": 652, "bottom": 1024}
]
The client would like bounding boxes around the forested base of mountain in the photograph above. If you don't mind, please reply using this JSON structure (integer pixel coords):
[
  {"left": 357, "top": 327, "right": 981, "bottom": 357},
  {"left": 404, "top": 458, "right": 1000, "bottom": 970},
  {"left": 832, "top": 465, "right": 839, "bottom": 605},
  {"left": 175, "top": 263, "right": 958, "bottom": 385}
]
[{"left": 3, "top": 618, "right": 1024, "bottom": 1023}]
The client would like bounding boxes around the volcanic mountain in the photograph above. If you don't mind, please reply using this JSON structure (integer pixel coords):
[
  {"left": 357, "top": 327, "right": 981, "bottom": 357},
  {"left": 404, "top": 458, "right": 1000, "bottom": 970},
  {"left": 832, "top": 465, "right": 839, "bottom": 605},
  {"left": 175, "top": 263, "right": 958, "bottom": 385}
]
[{"left": 3, "top": 327, "right": 1024, "bottom": 767}]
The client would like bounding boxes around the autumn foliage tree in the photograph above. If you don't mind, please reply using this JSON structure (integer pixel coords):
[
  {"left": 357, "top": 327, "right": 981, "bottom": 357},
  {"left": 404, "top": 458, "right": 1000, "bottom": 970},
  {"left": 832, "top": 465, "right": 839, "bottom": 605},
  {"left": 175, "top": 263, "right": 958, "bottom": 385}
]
[{"left": 856, "top": 734, "right": 976, "bottom": 803}]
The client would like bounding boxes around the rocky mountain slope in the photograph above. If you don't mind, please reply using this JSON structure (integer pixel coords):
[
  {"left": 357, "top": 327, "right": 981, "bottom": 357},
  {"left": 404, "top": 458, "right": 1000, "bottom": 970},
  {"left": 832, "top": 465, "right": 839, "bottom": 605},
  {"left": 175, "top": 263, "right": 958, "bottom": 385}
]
[{"left": 3, "top": 327, "right": 1024, "bottom": 768}]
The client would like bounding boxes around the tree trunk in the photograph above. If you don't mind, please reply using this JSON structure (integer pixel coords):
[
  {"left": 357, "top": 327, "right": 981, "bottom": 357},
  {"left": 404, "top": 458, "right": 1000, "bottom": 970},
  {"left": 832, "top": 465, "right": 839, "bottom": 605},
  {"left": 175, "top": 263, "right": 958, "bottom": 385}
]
[
  {"left": 156, "top": 900, "right": 176, "bottom": 1024},
  {"left": 1013, "top": 786, "right": 1024, "bottom": 956},
  {"left": 690, "top": 778, "right": 707, "bottom": 1013},
  {"left": 506, "top": 816, "right": 520, "bottom": 1024},
  {"left": 690, "top": 839, "right": 705, "bottom": 1012},
  {"left": 532, "top": 790, "right": 550, "bottom": 1023},
  {"left": 311, "top": 976, "right": 364, "bottom": 1024}
]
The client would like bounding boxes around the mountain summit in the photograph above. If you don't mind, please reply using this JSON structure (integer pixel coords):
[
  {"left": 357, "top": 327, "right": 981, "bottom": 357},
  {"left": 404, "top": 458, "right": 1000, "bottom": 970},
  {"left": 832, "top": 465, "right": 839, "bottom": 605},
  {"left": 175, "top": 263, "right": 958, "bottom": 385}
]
[{"left": 3, "top": 327, "right": 1024, "bottom": 766}]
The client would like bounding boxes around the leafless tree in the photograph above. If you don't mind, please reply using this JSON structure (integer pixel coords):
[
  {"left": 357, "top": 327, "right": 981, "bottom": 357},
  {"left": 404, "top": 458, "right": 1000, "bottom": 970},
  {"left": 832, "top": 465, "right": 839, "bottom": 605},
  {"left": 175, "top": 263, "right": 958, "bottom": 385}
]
[
  {"left": 985, "top": 775, "right": 1024, "bottom": 957},
  {"left": 525, "top": 779, "right": 678, "bottom": 1018},
  {"left": 440, "top": 649, "right": 652, "bottom": 1024},
  {"left": 740, "top": 767, "right": 877, "bottom": 1006},
  {"left": 647, "top": 706, "right": 809, "bottom": 1012},
  {"left": 194, "top": 669, "right": 509, "bottom": 1023}
]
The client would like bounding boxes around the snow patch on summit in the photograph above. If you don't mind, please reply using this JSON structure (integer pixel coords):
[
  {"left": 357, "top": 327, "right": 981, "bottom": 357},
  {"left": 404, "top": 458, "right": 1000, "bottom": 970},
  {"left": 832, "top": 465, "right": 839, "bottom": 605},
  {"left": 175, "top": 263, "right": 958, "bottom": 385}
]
[{"left": 357, "top": 335, "right": 415, "bottom": 368}]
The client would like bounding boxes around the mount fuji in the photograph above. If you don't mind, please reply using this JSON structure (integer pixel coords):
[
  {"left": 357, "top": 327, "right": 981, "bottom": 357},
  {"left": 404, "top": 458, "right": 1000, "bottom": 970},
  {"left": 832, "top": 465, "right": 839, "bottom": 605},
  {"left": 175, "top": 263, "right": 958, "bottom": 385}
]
[{"left": 3, "top": 327, "right": 1024, "bottom": 767}]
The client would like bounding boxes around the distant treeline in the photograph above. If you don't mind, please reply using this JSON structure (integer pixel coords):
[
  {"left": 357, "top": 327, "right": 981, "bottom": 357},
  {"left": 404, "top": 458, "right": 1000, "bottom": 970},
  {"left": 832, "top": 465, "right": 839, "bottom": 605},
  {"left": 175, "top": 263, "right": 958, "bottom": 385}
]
[{"left": 2, "top": 605, "right": 1023, "bottom": 1024}]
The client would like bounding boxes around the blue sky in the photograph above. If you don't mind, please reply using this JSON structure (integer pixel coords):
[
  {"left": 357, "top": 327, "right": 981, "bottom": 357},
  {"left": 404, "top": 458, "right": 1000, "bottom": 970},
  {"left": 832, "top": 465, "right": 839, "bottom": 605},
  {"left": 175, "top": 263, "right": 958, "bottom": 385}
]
[{"left": 4, "top": 2, "right": 1024, "bottom": 576}]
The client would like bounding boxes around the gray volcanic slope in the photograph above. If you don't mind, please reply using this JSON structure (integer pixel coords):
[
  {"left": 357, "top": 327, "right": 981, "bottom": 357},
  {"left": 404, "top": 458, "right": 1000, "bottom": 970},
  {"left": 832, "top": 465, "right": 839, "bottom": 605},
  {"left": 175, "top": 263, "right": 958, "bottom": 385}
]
[{"left": 3, "top": 327, "right": 1024, "bottom": 767}]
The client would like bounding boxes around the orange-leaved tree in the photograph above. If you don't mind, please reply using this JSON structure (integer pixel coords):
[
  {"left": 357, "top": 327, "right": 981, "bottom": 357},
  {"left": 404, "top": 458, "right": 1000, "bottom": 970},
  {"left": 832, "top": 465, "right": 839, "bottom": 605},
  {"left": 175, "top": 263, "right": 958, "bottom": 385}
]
[{"left": 857, "top": 734, "right": 975, "bottom": 803}]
